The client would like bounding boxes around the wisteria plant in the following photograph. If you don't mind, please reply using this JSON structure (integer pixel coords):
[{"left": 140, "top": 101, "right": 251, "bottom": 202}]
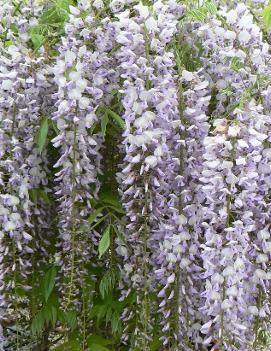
[{"left": 0, "top": 0, "right": 271, "bottom": 351}]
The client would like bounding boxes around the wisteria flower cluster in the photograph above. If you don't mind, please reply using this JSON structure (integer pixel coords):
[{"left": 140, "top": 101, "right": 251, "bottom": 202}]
[{"left": 0, "top": 0, "right": 270, "bottom": 350}]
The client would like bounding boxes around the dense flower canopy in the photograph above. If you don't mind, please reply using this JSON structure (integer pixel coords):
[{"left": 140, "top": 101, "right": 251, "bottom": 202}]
[{"left": 0, "top": 0, "right": 270, "bottom": 350}]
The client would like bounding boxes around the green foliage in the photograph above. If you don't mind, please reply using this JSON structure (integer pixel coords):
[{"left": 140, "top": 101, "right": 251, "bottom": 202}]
[
  {"left": 262, "top": 2, "right": 271, "bottom": 30},
  {"left": 41, "top": 265, "right": 57, "bottom": 302},
  {"left": 101, "top": 113, "right": 109, "bottom": 137},
  {"left": 30, "top": 266, "right": 77, "bottom": 339},
  {"left": 29, "top": 188, "right": 51, "bottom": 204},
  {"left": 31, "top": 266, "right": 58, "bottom": 335},
  {"left": 88, "top": 207, "right": 105, "bottom": 226},
  {"left": 52, "top": 339, "right": 81, "bottom": 351},
  {"left": 149, "top": 335, "right": 162, "bottom": 351},
  {"left": 99, "top": 269, "right": 119, "bottom": 299},
  {"left": 29, "top": 0, "right": 74, "bottom": 51},
  {"left": 230, "top": 57, "right": 245, "bottom": 72},
  {"left": 98, "top": 225, "right": 111, "bottom": 259},
  {"left": 87, "top": 335, "right": 113, "bottom": 350},
  {"left": 106, "top": 109, "right": 125, "bottom": 129},
  {"left": 187, "top": 0, "right": 217, "bottom": 22},
  {"left": 36, "top": 117, "right": 49, "bottom": 154}
]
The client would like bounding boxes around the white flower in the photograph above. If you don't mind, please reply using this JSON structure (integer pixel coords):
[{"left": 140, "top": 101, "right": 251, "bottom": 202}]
[
  {"left": 134, "top": 4, "right": 149, "bottom": 19},
  {"left": 264, "top": 242, "right": 271, "bottom": 253},
  {"left": 227, "top": 285, "right": 238, "bottom": 297},
  {"left": 221, "top": 299, "right": 232, "bottom": 309},
  {"left": 182, "top": 70, "right": 194, "bottom": 81},
  {"left": 234, "top": 257, "right": 245, "bottom": 270},
  {"left": 226, "top": 10, "right": 238, "bottom": 24},
  {"left": 76, "top": 79, "right": 88, "bottom": 91},
  {"left": 93, "top": 0, "right": 104, "bottom": 9},
  {"left": 124, "top": 263, "right": 133, "bottom": 273},
  {"left": 223, "top": 266, "right": 235, "bottom": 277},
  {"left": 69, "top": 6, "right": 80, "bottom": 16},
  {"left": 145, "top": 155, "right": 157, "bottom": 168},
  {"left": 224, "top": 31, "right": 236, "bottom": 40},
  {"left": 131, "top": 154, "right": 141, "bottom": 163},
  {"left": 256, "top": 254, "right": 268, "bottom": 264},
  {"left": 10, "top": 213, "right": 21, "bottom": 221},
  {"left": 180, "top": 258, "right": 190, "bottom": 268},
  {"left": 154, "top": 146, "right": 163, "bottom": 157},
  {"left": 248, "top": 306, "right": 258, "bottom": 316},
  {"left": 64, "top": 50, "right": 76, "bottom": 64},
  {"left": 257, "top": 226, "right": 270, "bottom": 240},
  {"left": 263, "top": 148, "right": 271, "bottom": 160},
  {"left": 238, "top": 139, "right": 249, "bottom": 148},
  {"left": 79, "top": 97, "right": 90, "bottom": 109},
  {"left": 211, "top": 273, "right": 224, "bottom": 284},
  {"left": 238, "top": 30, "right": 251, "bottom": 44},
  {"left": 228, "top": 125, "right": 240, "bottom": 137},
  {"left": 110, "top": 0, "right": 125, "bottom": 13},
  {"left": 201, "top": 320, "right": 212, "bottom": 334},
  {"left": 176, "top": 214, "right": 187, "bottom": 226},
  {"left": 167, "top": 273, "right": 175, "bottom": 284},
  {"left": 255, "top": 269, "right": 266, "bottom": 279},
  {"left": 145, "top": 17, "right": 158, "bottom": 32},
  {"left": 69, "top": 71, "right": 81, "bottom": 81},
  {"left": 58, "top": 100, "right": 69, "bottom": 113},
  {"left": 236, "top": 157, "right": 246, "bottom": 165},
  {"left": 7, "top": 195, "right": 20, "bottom": 206},
  {"left": 166, "top": 253, "right": 177, "bottom": 263},
  {"left": 68, "top": 88, "right": 82, "bottom": 100},
  {"left": 2, "top": 80, "right": 13, "bottom": 91},
  {"left": 4, "top": 221, "right": 16, "bottom": 231},
  {"left": 134, "top": 111, "right": 155, "bottom": 129}
]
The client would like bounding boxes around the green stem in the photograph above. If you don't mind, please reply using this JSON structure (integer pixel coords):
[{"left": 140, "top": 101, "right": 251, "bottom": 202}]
[
  {"left": 65, "top": 124, "right": 77, "bottom": 310},
  {"left": 142, "top": 184, "right": 150, "bottom": 350},
  {"left": 253, "top": 285, "right": 263, "bottom": 349}
]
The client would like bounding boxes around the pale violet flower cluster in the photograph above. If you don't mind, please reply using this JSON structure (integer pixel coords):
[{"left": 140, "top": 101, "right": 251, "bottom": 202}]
[
  {"left": 0, "top": 0, "right": 270, "bottom": 350},
  {"left": 0, "top": 0, "right": 51, "bottom": 344},
  {"left": 52, "top": 2, "right": 119, "bottom": 307}
]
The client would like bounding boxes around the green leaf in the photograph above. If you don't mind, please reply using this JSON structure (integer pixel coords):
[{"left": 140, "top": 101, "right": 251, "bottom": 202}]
[
  {"left": 106, "top": 109, "right": 125, "bottom": 129},
  {"left": 65, "top": 310, "right": 77, "bottom": 330},
  {"left": 230, "top": 57, "right": 244, "bottom": 72},
  {"left": 36, "top": 117, "right": 49, "bottom": 154},
  {"left": 99, "top": 269, "right": 118, "bottom": 299},
  {"left": 100, "top": 192, "right": 123, "bottom": 209},
  {"left": 29, "top": 188, "right": 38, "bottom": 204},
  {"left": 31, "top": 310, "right": 46, "bottom": 335},
  {"left": 263, "top": 5, "right": 271, "bottom": 30},
  {"left": 38, "top": 189, "right": 51, "bottom": 204},
  {"left": 87, "top": 335, "right": 113, "bottom": 346},
  {"left": 101, "top": 113, "right": 109, "bottom": 137},
  {"left": 111, "top": 311, "right": 122, "bottom": 335},
  {"left": 50, "top": 305, "right": 58, "bottom": 327},
  {"left": 96, "top": 304, "right": 108, "bottom": 321},
  {"left": 29, "top": 188, "right": 51, "bottom": 204},
  {"left": 89, "top": 345, "right": 110, "bottom": 351},
  {"left": 98, "top": 225, "right": 111, "bottom": 259},
  {"left": 205, "top": 0, "right": 217, "bottom": 15},
  {"left": 150, "top": 335, "right": 162, "bottom": 351},
  {"left": 41, "top": 266, "right": 56, "bottom": 302},
  {"left": 51, "top": 339, "right": 81, "bottom": 351},
  {"left": 88, "top": 208, "right": 104, "bottom": 226},
  {"left": 187, "top": 1, "right": 217, "bottom": 22},
  {"left": 31, "top": 32, "right": 44, "bottom": 50}
]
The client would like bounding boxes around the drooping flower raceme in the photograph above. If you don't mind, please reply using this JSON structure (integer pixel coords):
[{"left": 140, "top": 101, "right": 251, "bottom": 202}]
[
  {"left": 52, "top": 2, "right": 119, "bottom": 309},
  {"left": 0, "top": 0, "right": 52, "bottom": 344}
]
